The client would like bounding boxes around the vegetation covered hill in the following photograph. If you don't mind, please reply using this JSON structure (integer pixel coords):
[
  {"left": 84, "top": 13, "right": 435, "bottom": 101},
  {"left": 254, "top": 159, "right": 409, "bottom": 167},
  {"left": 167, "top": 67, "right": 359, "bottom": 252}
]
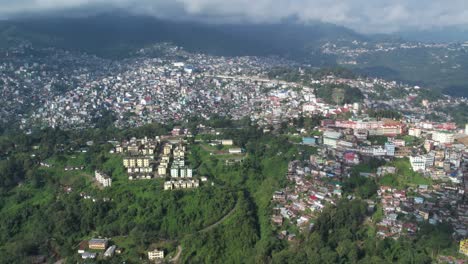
[{"left": 0, "top": 117, "right": 463, "bottom": 263}]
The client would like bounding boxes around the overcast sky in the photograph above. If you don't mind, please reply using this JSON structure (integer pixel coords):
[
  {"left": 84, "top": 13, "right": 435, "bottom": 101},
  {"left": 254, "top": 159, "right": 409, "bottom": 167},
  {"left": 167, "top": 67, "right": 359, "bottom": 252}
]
[{"left": 1, "top": 0, "right": 468, "bottom": 33}]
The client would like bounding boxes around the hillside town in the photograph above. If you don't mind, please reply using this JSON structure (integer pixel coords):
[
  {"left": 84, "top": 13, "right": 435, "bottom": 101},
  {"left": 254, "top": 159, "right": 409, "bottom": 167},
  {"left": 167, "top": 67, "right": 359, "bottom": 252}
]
[
  {"left": 1, "top": 43, "right": 466, "bottom": 132},
  {"left": 1, "top": 38, "right": 467, "bottom": 263},
  {"left": 271, "top": 111, "right": 468, "bottom": 256}
]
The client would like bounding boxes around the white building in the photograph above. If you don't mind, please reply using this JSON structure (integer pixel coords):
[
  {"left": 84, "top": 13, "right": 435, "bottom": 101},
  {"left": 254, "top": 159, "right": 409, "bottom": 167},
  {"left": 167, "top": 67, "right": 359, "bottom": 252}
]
[
  {"left": 95, "top": 171, "right": 112, "bottom": 187},
  {"left": 432, "top": 131, "right": 454, "bottom": 144},
  {"left": 409, "top": 156, "right": 426, "bottom": 172},
  {"left": 170, "top": 167, "right": 179, "bottom": 178},
  {"left": 408, "top": 128, "right": 422, "bottom": 137},
  {"left": 148, "top": 249, "right": 164, "bottom": 261}
]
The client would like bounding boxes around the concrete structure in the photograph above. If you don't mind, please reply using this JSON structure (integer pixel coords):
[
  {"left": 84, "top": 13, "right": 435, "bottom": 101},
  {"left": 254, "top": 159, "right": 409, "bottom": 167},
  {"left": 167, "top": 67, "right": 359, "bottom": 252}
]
[
  {"left": 432, "top": 131, "right": 454, "bottom": 144},
  {"left": 164, "top": 179, "right": 200, "bottom": 190},
  {"left": 409, "top": 156, "right": 426, "bottom": 172},
  {"left": 385, "top": 142, "right": 395, "bottom": 156},
  {"left": 408, "top": 128, "right": 422, "bottom": 137},
  {"left": 88, "top": 238, "right": 108, "bottom": 250},
  {"left": 95, "top": 171, "right": 112, "bottom": 187},
  {"left": 228, "top": 148, "right": 243, "bottom": 154},
  {"left": 148, "top": 249, "right": 164, "bottom": 260},
  {"left": 221, "top": 139, "right": 234, "bottom": 146},
  {"left": 81, "top": 252, "right": 97, "bottom": 259}
]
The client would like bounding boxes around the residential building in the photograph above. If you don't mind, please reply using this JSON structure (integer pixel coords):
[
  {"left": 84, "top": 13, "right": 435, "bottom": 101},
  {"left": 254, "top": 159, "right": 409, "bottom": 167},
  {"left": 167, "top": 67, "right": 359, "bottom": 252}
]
[
  {"left": 229, "top": 148, "right": 243, "bottom": 154},
  {"left": 88, "top": 238, "right": 108, "bottom": 250},
  {"left": 95, "top": 171, "right": 112, "bottom": 187},
  {"left": 81, "top": 252, "right": 96, "bottom": 259},
  {"left": 410, "top": 156, "right": 426, "bottom": 172},
  {"left": 221, "top": 139, "right": 234, "bottom": 146},
  {"left": 432, "top": 131, "right": 454, "bottom": 144},
  {"left": 148, "top": 249, "right": 165, "bottom": 260}
]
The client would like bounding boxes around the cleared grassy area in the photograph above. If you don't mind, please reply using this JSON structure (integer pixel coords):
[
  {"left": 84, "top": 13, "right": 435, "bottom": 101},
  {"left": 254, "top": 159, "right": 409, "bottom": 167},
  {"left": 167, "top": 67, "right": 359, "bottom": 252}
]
[{"left": 379, "top": 158, "right": 432, "bottom": 188}]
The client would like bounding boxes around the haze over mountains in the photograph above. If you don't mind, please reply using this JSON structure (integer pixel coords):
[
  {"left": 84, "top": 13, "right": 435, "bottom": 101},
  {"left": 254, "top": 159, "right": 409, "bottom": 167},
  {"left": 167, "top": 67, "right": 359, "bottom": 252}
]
[{"left": 0, "top": 13, "right": 467, "bottom": 97}]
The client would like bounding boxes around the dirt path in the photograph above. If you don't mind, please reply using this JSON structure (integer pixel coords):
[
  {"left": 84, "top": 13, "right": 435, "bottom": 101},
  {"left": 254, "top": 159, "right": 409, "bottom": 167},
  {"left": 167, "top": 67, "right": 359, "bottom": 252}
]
[
  {"left": 170, "top": 245, "right": 183, "bottom": 263},
  {"left": 198, "top": 202, "right": 237, "bottom": 233}
]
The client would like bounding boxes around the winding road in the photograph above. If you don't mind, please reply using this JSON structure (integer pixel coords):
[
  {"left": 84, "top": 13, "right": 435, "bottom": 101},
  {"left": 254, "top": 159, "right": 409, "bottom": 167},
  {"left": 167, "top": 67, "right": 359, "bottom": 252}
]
[{"left": 170, "top": 201, "right": 238, "bottom": 263}]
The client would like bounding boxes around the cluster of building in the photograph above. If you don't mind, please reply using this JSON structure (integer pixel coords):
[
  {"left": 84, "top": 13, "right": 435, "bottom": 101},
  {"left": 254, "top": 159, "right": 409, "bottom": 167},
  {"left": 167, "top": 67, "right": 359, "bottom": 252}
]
[
  {"left": 376, "top": 181, "right": 467, "bottom": 240},
  {"left": 77, "top": 238, "right": 118, "bottom": 260},
  {"left": 117, "top": 137, "right": 159, "bottom": 180},
  {"left": 2, "top": 39, "right": 468, "bottom": 136},
  {"left": 162, "top": 142, "right": 200, "bottom": 190},
  {"left": 272, "top": 103, "right": 468, "bottom": 249},
  {"left": 271, "top": 160, "right": 343, "bottom": 233}
]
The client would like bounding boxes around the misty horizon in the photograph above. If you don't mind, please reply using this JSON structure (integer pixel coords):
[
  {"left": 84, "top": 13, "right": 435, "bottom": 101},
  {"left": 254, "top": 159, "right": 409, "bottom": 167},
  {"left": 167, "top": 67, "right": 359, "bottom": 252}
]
[{"left": 1, "top": 0, "right": 468, "bottom": 34}]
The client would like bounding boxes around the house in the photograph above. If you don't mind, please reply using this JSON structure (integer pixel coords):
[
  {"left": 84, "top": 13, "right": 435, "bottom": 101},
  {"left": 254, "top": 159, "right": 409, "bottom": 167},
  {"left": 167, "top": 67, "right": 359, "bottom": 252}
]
[
  {"left": 302, "top": 137, "right": 318, "bottom": 146},
  {"left": 221, "top": 139, "right": 234, "bottom": 146},
  {"left": 88, "top": 238, "right": 108, "bottom": 250},
  {"left": 273, "top": 191, "right": 287, "bottom": 202},
  {"left": 148, "top": 249, "right": 164, "bottom": 260},
  {"left": 172, "top": 126, "right": 182, "bottom": 136},
  {"left": 81, "top": 252, "right": 97, "bottom": 259},
  {"left": 228, "top": 148, "right": 243, "bottom": 154},
  {"left": 272, "top": 215, "right": 283, "bottom": 225}
]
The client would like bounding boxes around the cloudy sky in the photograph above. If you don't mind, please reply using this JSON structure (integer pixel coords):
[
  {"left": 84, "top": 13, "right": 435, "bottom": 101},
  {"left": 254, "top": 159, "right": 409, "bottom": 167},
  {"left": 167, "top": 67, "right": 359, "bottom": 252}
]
[{"left": 1, "top": 0, "right": 468, "bottom": 33}]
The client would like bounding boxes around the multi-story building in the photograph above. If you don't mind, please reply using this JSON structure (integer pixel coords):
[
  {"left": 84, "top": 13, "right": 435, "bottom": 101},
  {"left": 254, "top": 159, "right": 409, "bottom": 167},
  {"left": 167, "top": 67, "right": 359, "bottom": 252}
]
[
  {"left": 385, "top": 142, "right": 396, "bottom": 156},
  {"left": 408, "top": 128, "right": 422, "bottom": 137},
  {"left": 158, "top": 165, "right": 167, "bottom": 176},
  {"left": 95, "top": 171, "right": 112, "bottom": 187},
  {"left": 148, "top": 249, "right": 164, "bottom": 261},
  {"left": 123, "top": 157, "right": 151, "bottom": 168},
  {"left": 170, "top": 167, "right": 179, "bottom": 178},
  {"left": 410, "top": 156, "right": 426, "bottom": 172},
  {"left": 432, "top": 131, "right": 454, "bottom": 144}
]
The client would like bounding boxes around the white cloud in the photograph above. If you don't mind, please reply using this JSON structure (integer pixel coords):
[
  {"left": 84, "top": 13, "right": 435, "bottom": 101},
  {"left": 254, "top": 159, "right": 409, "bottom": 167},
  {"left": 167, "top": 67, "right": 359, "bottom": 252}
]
[{"left": 1, "top": 0, "right": 468, "bottom": 33}]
